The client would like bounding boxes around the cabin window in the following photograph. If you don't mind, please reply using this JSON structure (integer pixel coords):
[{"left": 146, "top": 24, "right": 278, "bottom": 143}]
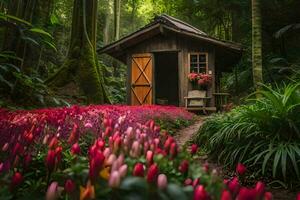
[{"left": 189, "top": 53, "right": 208, "bottom": 73}]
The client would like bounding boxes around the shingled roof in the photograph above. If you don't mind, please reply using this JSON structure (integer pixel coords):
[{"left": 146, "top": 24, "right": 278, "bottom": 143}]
[{"left": 98, "top": 14, "right": 242, "bottom": 56}]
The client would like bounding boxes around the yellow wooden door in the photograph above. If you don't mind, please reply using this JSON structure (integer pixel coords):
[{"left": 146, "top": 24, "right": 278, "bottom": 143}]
[{"left": 131, "top": 53, "right": 153, "bottom": 105}]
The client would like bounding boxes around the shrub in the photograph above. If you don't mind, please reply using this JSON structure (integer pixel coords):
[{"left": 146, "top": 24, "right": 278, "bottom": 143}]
[{"left": 194, "top": 83, "right": 300, "bottom": 187}]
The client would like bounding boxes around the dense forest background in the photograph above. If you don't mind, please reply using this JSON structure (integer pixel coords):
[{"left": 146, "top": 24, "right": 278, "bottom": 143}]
[{"left": 0, "top": 0, "right": 299, "bottom": 108}]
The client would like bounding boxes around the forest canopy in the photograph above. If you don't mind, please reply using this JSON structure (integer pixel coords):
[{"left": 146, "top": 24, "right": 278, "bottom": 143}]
[{"left": 0, "top": 0, "right": 299, "bottom": 108}]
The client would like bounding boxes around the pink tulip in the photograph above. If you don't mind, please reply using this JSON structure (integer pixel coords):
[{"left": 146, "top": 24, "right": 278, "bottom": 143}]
[
  {"left": 146, "top": 150, "right": 154, "bottom": 166},
  {"left": 105, "top": 154, "right": 117, "bottom": 166},
  {"left": 118, "top": 164, "right": 128, "bottom": 178},
  {"left": 236, "top": 163, "right": 246, "bottom": 175},
  {"left": 103, "top": 148, "right": 111, "bottom": 158},
  {"left": 203, "top": 162, "right": 209, "bottom": 173},
  {"left": 184, "top": 178, "right": 193, "bottom": 186},
  {"left": 109, "top": 171, "right": 121, "bottom": 188},
  {"left": 191, "top": 144, "right": 198, "bottom": 155},
  {"left": 113, "top": 136, "right": 121, "bottom": 152},
  {"left": 46, "top": 181, "right": 59, "bottom": 200},
  {"left": 157, "top": 174, "right": 168, "bottom": 189},
  {"left": 193, "top": 178, "right": 200, "bottom": 187},
  {"left": 133, "top": 163, "right": 144, "bottom": 177},
  {"left": 2, "top": 142, "right": 9, "bottom": 152},
  {"left": 147, "top": 164, "right": 159, "bottom": 183},
  {"left": 131, "top": 141, "right": 141, "bottom": 157},
  {"left": 194, "top": 185, "right": 208, "bottom": 200},
  {"left": 71, "top": 143, "right": 81, "bottom": 155},
  {"left": 221, "top": 190, "right": 232, "bottom": 200},
  {"left": 65, "top": 179, "right": 76, "bottom": 194}
]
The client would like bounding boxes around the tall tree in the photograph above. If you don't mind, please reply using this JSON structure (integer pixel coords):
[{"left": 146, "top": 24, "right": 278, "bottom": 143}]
[
  {"left": 114, "top": 0, "right": 121, "bottom": 40},
  {"left": 47, "top": 0, "right": 109, "bottom": 104},
  {"left": 252, "top": 0, "right": 263, "bottom": 93}
]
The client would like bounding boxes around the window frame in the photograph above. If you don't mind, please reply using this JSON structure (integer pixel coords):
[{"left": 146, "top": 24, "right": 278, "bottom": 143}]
[{"left": 188, "top": 52, "right": 208, "bottom": 74}]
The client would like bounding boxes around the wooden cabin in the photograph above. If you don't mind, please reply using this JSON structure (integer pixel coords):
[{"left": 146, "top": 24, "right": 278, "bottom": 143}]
[{"left": 99, "top": 14, "right": 242, "bottom": 111}]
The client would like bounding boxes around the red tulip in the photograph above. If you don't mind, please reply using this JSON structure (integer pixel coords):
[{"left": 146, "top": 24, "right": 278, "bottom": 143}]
[
  {"left": 147, "top": 164, "right": 159, "bottom": 183},
  {"left": 71, "top": 143, "right": 81, "bottom": 155},
  {"left": 236, "top": 163, "right": 246, "bottom": 175},
  {"left": 146, "top": 150, "right": 154, "bottom": 166},
  {"left": 24, "top": 154, "right": 32, "bottom": 169},
  {"left": 194, "top": 185, "right": 208, "bottom": 200},
  {"left": 179, "top": 160, "right": 189, "bottom": 174},
  {"left": 68, "top": 123, "right": 78, "bottom": 144},
  {"left": 10, "top": 172, "right": 23, "bottom": 190},
  {"left": 89, "top": 151, "right": 105, "bottom": 180},
  {"left": 48, "top": 137, "right": 58, "bottom": 149},
  {"left": 96, "top": 139, "right": 105, "bottom": 150},
  {"left": 264, "top": 192, "right": 273, "bottom": 200},
  {"left": 228, "top": 177, "right": 240, "bottom": 194},
  {"left": 104, "top": 127, "right": 112, "bottom": 137},
  {"left": 133, "top": 163, "right": 144, "bottom": 177},
  {"left": 203, "top": 162, "right": 209, "bottom": 173},
  {"left": 55, "top": 146, "right": 62, "bottom": 163},
  {"left": 255, "top": 181, "right": 265, "bottom": 196},
  {"left": 191, "top": 144, "right": 198, "bottom": 155},
  {"left": 46, "top": 150, "right": 56, "bottom": 172},
  {"left": 170, "top": 142, "right": 177, "bottom": 158},
  {"left": 65, "top": 179, "right": 76, "bottom": 194},
  {"left": 221, "top": 190, "right": 232, "bottom": 200},
  {"left": 236, "top": 187, "right": 256, "bottom": 200},
  {"left": 297, "top": 193, "right": 300, "bottom": 200}
]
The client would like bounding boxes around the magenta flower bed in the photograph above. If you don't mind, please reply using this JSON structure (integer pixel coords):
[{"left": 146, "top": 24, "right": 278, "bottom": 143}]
[{"left": 0, "top": 105, "right": 274, "bottom": 199}]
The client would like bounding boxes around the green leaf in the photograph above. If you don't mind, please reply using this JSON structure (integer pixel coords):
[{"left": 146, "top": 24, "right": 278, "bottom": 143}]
[
  {"left": 166, "top": 184, "right": 188, "bottom": 200},
  {"left": 21, "top": 36, "right": 40, "bottom": 46},
  {"left": 281, "top": 148, "right": 287, "bottom": 180},
  {"left": 29, "top": 28, "right": 53, "bottom": 39},
  {"left": 0, "top": 13, "right": 32, "bottom": 26},
  {"left": 42, "top": 40, "right": 57, "bottom": 51}
]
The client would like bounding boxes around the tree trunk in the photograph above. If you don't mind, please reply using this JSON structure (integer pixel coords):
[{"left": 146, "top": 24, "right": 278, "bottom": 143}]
[
  {"left": 103, "top": 0, "right": 112, "bottom": 45},
  {"left": 114, "top": 0, "right": 121, "bottom": 41},
  {"left": 47, "top": 0, "right": 110, "bottom": 104},
  {"left": 112, "top": 0, "right": 121, "bottom": 77},
  {"left": 252, "top": 0, "right": 263, "bottom": 94}
]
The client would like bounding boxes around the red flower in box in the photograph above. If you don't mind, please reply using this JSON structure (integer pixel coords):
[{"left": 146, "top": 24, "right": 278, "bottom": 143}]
[
  {"left": 188, "top": 73, "right": 212, "bottom": 90},
  {"left": 198, "top": 73, "right": 212, "bottom": 89}
]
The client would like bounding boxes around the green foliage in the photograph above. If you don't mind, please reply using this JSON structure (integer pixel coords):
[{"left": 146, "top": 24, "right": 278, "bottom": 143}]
[
  {"left": 194, "top": 83, "right": 300, "bottom": 187},
  {"left": 155, "top": 117, "right": 193, "bottom": 136}
]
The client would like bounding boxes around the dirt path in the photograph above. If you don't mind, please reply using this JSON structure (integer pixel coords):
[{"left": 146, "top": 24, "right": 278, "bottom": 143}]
[
  {"left": 174, "top": 117, "right": 298, "bottom": 200},
  {"left": 173, "top": 117, "right": 204, "bottom": 148}
]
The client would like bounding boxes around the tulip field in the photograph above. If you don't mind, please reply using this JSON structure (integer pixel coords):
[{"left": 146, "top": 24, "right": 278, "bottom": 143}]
[{"left": 0, "top": 105, "right": 274, "bottom": 199}]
